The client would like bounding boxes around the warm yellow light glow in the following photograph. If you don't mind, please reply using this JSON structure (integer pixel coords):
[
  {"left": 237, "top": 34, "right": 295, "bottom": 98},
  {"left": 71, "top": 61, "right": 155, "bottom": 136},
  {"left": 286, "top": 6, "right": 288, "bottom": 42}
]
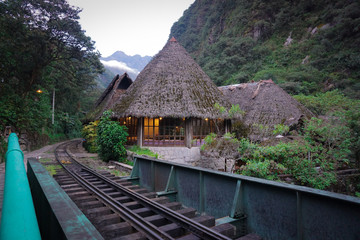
[
  {"left": 182, "top": 118, "right": 185, "bottom": 121},
  {"left": 128, "top": 116, "right": 131, "bottom": 120},
  {"left": 205, "top": 118, "right": 208, "bottom": 121},
  {"left": 123, "top": 121, "right": 126, "bottom": 124},
  {"left": 144, "top": 118, "right": 159, "bottom": 136},
  {"left": 36, "top": 89, "right": 43, "bottom": 93},
  {"left": 159, "top": 117, "right": 162, "bottom": 120}
]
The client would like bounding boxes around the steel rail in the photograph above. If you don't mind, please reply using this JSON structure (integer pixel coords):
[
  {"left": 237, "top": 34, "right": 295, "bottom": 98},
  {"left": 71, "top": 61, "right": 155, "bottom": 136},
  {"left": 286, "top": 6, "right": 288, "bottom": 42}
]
[
  {"left": 61, "top": 141, "right": 232, "bottom": 240},
  {"left": 56, "top": 140, "right": 232, "bottom": 240},
  {"left": 82, "top": 166, "right": 232, "bottom": 240},
  {"left": 55, "top": 142, "right": 172, "bottom": 240}
]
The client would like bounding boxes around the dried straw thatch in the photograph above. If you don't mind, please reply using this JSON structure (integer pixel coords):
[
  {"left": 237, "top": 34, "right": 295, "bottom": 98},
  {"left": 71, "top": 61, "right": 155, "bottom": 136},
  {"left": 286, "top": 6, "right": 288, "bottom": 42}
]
[
  {"left": 218, "top": 80, "right": 315, "bottom": 140},
  {"left": 111, "top": 38, "right": 230, "bottom": 119},
  {"left": 85, "top": 73, "right": 133, "bottom": 121}
]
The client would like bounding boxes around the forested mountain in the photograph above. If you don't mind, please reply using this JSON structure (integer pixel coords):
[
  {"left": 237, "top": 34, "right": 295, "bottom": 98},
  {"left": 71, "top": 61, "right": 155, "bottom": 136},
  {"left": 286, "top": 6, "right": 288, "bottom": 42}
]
[
  {"left": 98, "top": 51, "right": 151, "bottom": 88},
  {"left": 170, "top": 0, "right": 360, "bottom": 98},
  {"left": 101, "top": 51, "right": 152, "bottom": 73}
]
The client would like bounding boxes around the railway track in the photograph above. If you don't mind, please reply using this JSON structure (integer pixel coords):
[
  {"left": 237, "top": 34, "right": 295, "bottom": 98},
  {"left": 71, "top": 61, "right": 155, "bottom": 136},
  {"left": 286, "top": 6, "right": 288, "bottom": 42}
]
[{"left": 53, "top": 140, "right": 236, "bottom": 240}]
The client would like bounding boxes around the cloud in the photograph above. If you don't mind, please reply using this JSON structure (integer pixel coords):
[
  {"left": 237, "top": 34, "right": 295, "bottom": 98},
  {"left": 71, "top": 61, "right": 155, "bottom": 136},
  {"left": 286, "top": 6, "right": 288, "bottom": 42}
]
[{"left": 100, "top": 60, "right": 139, "bottom": 75}]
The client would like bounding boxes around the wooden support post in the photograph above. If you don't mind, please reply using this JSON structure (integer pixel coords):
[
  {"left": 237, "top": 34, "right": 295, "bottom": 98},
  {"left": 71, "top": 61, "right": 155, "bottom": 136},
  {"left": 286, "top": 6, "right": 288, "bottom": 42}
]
[
  {"left": 137, "top": 117, "right": 143, "bottom": 147},
  {"left": 225, "top": 119, "right": 231, "bottom": 133},
  {"left": 185, "top": 118, "right": 193, "bottom": 148}
]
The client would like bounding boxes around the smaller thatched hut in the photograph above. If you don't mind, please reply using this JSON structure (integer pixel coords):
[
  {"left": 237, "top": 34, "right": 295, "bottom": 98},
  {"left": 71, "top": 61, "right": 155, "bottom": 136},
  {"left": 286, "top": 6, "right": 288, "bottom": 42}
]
[
  {"left": 111, "top": 37, "right": 231, "bottom": 147},
  {"left": 218, "top": 80, "right": 314, "bottom": 140},
  {"left": 85, "top": 73, "right": 133, "bottom": 122}
]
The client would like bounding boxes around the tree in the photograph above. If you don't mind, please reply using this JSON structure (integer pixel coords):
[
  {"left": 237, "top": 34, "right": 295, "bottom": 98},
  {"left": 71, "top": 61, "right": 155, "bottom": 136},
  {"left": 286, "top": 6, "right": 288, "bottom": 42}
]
[
  {"left": 0, "top": 0, "right": 103, "bottom": 139},
  {"left": 96, "top": 111, "right": 128, "bottom": 162}
]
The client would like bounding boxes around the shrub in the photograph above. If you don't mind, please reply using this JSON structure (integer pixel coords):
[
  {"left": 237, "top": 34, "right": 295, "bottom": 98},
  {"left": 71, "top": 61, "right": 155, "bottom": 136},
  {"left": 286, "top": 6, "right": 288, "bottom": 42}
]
[
  {"left": 273, "top": 124, "right": 290, "bottom": 136},
  {"left": 237, "top": 138, "right": 339, "bottom": 190},
  {"left": 295, "top": 90, "right": 360, "bottom": 166},
  {"left": 96, "top": 111, "right": 128, "bottom": 162},
  {"left": 239, "top": 160, "right": 286, "bottom": 180},
  {"left": 82, "top": 120, "right": 99, "bottom": 153}
]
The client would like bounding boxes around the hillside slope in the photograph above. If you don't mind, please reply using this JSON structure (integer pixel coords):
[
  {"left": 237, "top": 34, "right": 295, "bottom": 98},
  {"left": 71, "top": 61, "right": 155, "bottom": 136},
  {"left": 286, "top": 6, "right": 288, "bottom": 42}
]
[{"left": 170, "top": 0, "right": 360, "bottom": 98}]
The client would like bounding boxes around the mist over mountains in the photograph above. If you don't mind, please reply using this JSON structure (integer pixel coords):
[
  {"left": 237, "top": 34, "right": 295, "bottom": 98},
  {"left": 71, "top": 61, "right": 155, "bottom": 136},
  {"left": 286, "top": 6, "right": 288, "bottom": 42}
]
[{"left": 98, "top": 51, "right": 152, "bottom": 88}]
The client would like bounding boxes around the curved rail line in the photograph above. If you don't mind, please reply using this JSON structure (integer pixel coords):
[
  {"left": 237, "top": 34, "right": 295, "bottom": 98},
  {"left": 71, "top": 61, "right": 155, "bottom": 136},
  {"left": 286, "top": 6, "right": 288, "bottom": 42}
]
[{"left": 54, "top": 140, "right": 235, "bottom": 240}]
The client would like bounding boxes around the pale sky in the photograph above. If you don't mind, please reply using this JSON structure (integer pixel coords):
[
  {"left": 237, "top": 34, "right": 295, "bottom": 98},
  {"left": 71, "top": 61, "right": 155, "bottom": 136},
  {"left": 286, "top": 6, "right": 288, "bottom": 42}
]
[{"left": 67, "top": 0, "right": 195, "bottom": 57}]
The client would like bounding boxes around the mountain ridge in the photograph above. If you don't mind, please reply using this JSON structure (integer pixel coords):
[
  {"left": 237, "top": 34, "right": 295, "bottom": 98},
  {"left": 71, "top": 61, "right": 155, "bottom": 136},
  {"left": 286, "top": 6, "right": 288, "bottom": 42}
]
[
  {"left": 98, "top": 51, "right": 152, "bottom": 89},
  {"left": 169, "top": 0, "right": 360, "bottom": 98}
]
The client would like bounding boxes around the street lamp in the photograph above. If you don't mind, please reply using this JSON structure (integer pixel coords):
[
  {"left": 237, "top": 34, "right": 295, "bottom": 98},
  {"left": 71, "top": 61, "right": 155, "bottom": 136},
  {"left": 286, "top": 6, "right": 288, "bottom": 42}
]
[{"left": 36, "top": 88, "right": 55, "bottom": 125}]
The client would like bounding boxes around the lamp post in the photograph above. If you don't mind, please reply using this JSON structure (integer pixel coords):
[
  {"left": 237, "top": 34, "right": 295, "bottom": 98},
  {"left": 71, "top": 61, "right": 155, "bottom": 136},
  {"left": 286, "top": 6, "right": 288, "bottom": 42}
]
[
  {"left": 52, "top": 88, "right": 55, "bottom": 125},
  {"left": 36, "top": 88, "right": 55, "bottom": 125}
]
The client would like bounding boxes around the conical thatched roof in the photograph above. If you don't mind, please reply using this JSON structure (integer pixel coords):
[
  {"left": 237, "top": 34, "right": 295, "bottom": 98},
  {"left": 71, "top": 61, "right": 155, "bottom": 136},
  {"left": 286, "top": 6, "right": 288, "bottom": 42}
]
[
  {"left": 85, "top": 73, "right": 133, "bottom": 121},
  {"left": 111, "top": 38, "right": 230, "bottom": 119},
  {"left": 218, "top": 80, "right": 315, "bottom": 140}
]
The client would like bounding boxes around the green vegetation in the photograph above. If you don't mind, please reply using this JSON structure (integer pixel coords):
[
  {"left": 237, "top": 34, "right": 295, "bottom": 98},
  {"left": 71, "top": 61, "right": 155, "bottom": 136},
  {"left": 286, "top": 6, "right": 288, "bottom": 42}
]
[
  {"left": 82, "top": 121, "right": 99, "bottom": 153},
  {"left": 97, "top": 166, "right": 128, "bottom": 177},
  {"left": 238, "top": 138, "right": 340, "bottom": 189},
  {"left": 171, "top": 0, "right": 360, "bottom": 98},
  {"left": 38, "top": 158, "right": 53, "bottom": 164},
  {"left": 128, "top": 145, "right": 158, "bottom": 158},
  {"left": 170, "top": 0, "right": 360, "bottom": 194},
  {"left": 44, "top": 164, "right": 62, "bottom": 176},
  {"left": 272, "top": 124, "right": 290, "bottom": 136},
  {"left": 0, "top": 0, "right": 103, "bottom": 150},
  {"left": 295, "top": 90, "right": 360, "bottom": 165},
  {"left": 0, "top": 136, "right": 7, "bottom": 163},
  {"left": 96, "top": 111, "right": 128, "bottom": 162},
  {"left": 202, "top": 91, "right": 360, "bottom": 192}
]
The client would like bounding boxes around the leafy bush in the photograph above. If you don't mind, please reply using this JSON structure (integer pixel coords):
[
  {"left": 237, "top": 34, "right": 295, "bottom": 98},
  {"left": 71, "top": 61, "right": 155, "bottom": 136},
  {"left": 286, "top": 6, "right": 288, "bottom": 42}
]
[
  {"left": 200, "top": 133, "right": 217, "bottom": 151},
  {"left": 239, "top": 160, "right": 286, "bottom": 180},
  {"left": 237, "top": 138, "right": 338, "bottom": 189},
  {"left": 295, "top": 90, "right": 360, "bottom": 165},
  {"left": 96, "top": 111, "right": 128, "bottom": 162},
  {"left": 82, "top": 121, "right": 99, "bottom": 153},
  {"left": 273, "top": 124, "right": 290, "bottom": 136}
]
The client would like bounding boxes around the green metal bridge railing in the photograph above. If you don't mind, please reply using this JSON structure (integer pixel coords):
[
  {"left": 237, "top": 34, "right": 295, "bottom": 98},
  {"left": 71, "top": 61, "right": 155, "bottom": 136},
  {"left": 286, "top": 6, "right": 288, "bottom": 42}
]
[
  {"left": 0, "top": 133, "right": 41, "bottom": 240},
  {"left": 129, "top": 155, "right": 360, "bottom": 240}
]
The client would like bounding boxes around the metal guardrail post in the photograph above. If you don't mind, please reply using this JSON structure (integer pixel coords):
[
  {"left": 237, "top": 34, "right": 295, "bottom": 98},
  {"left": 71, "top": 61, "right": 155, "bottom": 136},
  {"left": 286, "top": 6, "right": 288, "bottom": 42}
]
[{"left": 0, "top": 133, "right": 41, "bottom": 240}]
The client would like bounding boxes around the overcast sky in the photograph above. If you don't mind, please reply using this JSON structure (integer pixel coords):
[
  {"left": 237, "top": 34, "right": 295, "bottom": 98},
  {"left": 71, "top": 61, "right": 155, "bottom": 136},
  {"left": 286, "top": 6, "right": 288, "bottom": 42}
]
[{"left": 67, "top": 0, "right": 195, "bottom": 57}]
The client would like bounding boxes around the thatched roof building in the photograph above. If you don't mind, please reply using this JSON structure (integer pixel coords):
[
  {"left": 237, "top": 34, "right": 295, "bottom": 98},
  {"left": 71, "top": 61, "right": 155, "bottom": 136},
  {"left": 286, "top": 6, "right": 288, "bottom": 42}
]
[
  {"left": 111, "top": 38, "right": 231, "bottom": 147},
  {"left": 112, "top": 37, "right": 230, "bottom": 119},
  {"left": 85, "top": 73, "right": 133, "bottom": 122},
  {"left": 218, "top": 80, "right": 315, "bottom": 140}
]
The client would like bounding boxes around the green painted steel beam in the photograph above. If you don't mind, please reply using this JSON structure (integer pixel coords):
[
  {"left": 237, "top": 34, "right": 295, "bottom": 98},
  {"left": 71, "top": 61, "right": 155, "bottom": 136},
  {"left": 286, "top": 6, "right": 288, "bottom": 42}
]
[
  {"left": 133, "top": 155, "right": 360, "bottom": 240},
  {"left": 0, "top": 133, "right": 41, "bottom": 240},
  {"left": 230, "top": 180, "right": 243, "bottom": 218}
]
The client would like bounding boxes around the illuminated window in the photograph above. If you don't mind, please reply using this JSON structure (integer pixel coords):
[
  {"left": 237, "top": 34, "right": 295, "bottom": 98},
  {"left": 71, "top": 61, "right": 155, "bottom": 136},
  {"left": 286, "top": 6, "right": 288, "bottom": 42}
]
[
  {"left": 143, "top": 117, "right": 185, "bottom": 146},
  {"left": 119, "top": 117, "right": 138, "bottom": 145}
]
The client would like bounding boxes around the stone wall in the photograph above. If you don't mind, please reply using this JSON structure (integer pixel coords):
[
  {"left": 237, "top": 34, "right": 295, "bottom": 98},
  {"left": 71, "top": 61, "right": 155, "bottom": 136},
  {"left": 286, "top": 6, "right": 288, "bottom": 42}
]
[
  {"left": 194, "top": 156, "right": 235, "bottom": 173},
  {"left": 147, "top": 147, "right": 201, "bottom": 165},
  {"left": 127, "top": 146, "right": 235, "bottom": 173}
]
